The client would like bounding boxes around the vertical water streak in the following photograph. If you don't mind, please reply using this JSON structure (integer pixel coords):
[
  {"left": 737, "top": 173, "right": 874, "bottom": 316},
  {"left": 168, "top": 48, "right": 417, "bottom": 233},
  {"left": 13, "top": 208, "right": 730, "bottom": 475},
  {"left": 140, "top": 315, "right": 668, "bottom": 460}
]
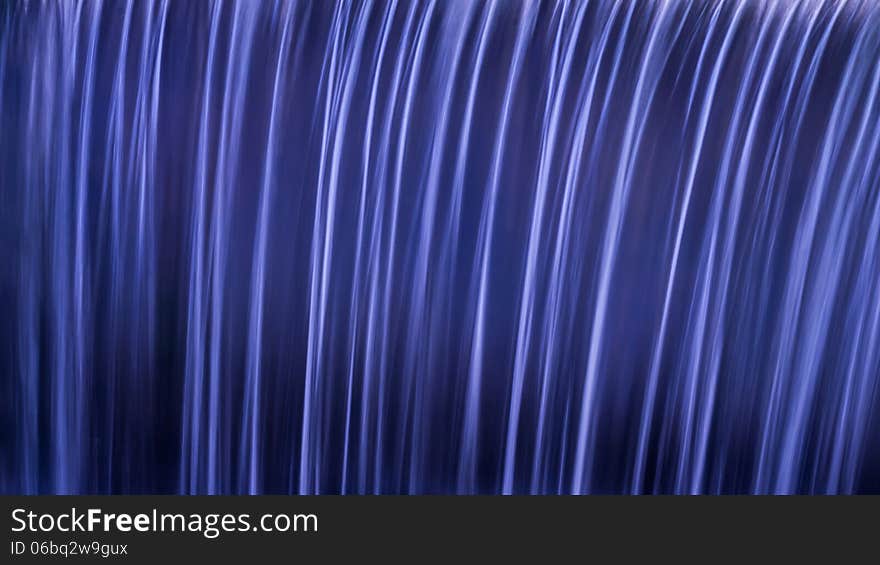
[
  {"left": 181, "top": 0, "right": 224, "bottom": 494},
  {"left": 572, "top": 0, "right": 681, "bottom": 493},
  {"left": 458, "top": 0, "right": 538, "bottom": 494},
  {"left": 240, "top": 1, "right": 298, "bottom": 495},
  {"left": 300, "top": 0, "right": 348, "bottom": 495}
]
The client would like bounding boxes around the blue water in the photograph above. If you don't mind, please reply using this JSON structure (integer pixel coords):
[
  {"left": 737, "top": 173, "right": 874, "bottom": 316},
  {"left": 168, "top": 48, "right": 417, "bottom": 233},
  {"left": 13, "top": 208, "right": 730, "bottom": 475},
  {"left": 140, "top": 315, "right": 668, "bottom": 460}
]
[{"left": 2, "top": 0, "right": 880, "bottom": 494}]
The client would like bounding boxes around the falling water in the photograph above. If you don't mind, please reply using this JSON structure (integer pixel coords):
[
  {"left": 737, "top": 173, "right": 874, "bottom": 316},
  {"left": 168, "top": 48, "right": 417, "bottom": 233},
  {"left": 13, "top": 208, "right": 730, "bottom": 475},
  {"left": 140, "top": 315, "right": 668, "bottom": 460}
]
[{"left": 2, "top": 0, "right": 880, "bottom": 494}]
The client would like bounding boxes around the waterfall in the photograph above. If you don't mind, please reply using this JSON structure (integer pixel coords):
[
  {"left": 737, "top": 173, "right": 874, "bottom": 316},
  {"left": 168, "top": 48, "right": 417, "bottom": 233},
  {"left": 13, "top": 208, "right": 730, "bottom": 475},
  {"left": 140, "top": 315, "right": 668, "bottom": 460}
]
[{"left": 2, "top": 0, "right": 879, "bottom": 494}]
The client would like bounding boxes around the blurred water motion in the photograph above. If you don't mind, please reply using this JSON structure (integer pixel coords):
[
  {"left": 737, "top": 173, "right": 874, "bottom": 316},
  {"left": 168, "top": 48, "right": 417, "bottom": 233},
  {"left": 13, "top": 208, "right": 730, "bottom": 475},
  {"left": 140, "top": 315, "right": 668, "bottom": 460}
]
[{"left": 1, "top": 0, "right": 880, "bottom": 494}]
